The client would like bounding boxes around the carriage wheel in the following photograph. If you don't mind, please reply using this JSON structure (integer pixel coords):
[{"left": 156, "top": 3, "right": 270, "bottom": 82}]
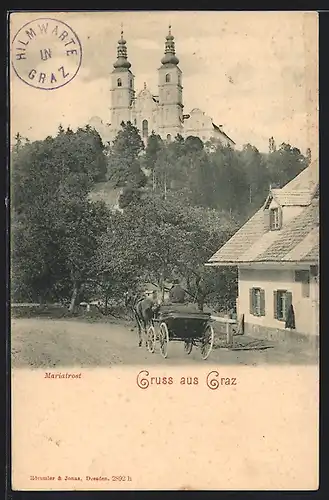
[
  {"left": 146, "top": 325, "right": 156, "bottom": 353},
  {"left": 184, "top": 340, "right": 193, "bottom": 355},
  {"left": 201, "top": 324, "right": 214, "bottom": 360},
  {"left": 159, "top": 323, "right": 169, "bottom": 359}
]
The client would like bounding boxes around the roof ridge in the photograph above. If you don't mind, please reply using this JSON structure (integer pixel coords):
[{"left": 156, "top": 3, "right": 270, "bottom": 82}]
[{"left": 272, "top": 188, "right": 312, "bottom": 193}]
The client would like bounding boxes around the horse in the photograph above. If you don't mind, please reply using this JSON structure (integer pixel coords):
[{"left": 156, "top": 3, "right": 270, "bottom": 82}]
[
  {"left": 134, "top": 292, "right": 161, "bottom": 347},
  {"left": 124, "top": 290, "right": 161, "bottom": 347}
]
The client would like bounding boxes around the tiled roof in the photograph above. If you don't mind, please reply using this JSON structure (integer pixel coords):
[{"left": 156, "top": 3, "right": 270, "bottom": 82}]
[
  {"left": 256, "top": 203, "right": 319, "bottom": 262},
  {"left": 212, "top": 123, "right": 236, "bottom": 145},
  {"left": 271, "top": 189, "right": 313, "bottom": 206},
  {"left": 301, "top": 241, "right": 319, "bottom": 262},
  {"left": 208, "top": 164, "right": 319, "bottom": 266},
  {"left": 207, "top": 209, "right": 267, "bottom": 264},
  {"left": 282, "top": 227, "right": 319, "bottom": 262}
]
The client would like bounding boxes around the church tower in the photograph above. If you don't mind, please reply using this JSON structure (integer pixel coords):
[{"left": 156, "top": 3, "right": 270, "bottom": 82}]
[
  {"left": 158, "top": 26, "right": 183, "bottom": 140},
  {"left": 110, "top": 29, "right": 135, "bottom": 134}
]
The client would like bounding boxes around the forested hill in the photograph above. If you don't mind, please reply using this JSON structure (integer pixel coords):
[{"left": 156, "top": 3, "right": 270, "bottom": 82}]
[
  {"left": 11, "top": 123, "right": 311, "bottom": 311},
  {"left": 105, "top": 122, "right": 310, "bottom": 221}
]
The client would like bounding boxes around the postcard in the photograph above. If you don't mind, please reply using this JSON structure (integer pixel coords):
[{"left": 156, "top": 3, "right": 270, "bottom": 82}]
[{"left": 9, "top": 10, "right": 319, "bottom": 491}]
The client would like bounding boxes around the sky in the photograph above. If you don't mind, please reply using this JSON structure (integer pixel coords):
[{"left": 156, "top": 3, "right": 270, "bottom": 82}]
[{"left": 10, "top": 11, "right": 318, "bottom": 153}]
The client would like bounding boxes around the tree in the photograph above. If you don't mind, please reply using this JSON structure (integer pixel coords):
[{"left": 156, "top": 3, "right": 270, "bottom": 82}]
[
  {"left": 204, "top": 137, "right": 224, "bottom": 154},
  {"left": 107, "top": 121, "right": 146, "bottom": 188},
  {"left": 269, "top": 136, "right": 276, "bottom": 153},
  {"left": 123, "top": 195, "right": 189, "bottom": 298},
  {"left": 144, "top": 132, "right": 163, "bottom": 170},
  {"left": 239, "top": 144, "right": 269, "bottom": 211},
  {"left": 153, "top": 147, "right": 175, "bottom": 197},
  {"left": 112, "top": 121, "right": 144, "bottom": 161},
  {"left": 143, "top": 132, "right": 164, "bottom": 190},
  {"left": 11, "top": 126, "right": 110, "bottom": 307},
  {"left": 184, "top": 135, "right": 204, "bottom": 154},
  {"left": 265, "top": 142, "right": 308, "bottom": 188},
  {"left": 54, "top": 198, "right": 109, "bottom": 311},
  {"left": 118, "top": 185, "right": 142, "bottom": 208},
  {"left": 105, "top": 193, "right": 238, "bottom": 309},
  {"left": 172, "top": 205, "right": 238, "bottom": 310},
  {"left": 209, "top": 145, "right": 249, "bottom": 216},
  {"left": 93, "top": 211, "right": 144, "bottom": 309},
  {"left": 12, "top": 132, "right": 29, "bottom": 154},
  {"left": 180, "top": 150, "right": 216, "bottom": 208}
]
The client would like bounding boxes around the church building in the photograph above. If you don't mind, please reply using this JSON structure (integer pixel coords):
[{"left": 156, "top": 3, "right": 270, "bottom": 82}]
[{"left": 89, "top": 27, "right": 235, "bottom": 147}]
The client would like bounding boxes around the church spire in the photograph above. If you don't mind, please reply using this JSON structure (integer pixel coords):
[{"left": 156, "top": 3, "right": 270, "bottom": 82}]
[
  {"left": 161, "top": 25, "right": 179, "bottom": 66},
  {"left": 113, "top": 25, "right": 131, "bottom": 69}
]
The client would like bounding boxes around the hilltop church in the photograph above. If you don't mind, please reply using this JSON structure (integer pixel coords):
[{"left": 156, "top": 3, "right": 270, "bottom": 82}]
[{"left": 89, "top": 27, "right": 235, "bottom": 146}]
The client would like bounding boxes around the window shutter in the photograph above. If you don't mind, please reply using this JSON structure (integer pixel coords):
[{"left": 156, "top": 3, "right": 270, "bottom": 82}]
[
  {"left": 249, "top": 288, "right": 254, "bottom": 315},
  {"left": 285, "top": 291, "right": 293, "bottom": 318},
  {"left": 310, "top": 265, "right": 318, "bottom": 277},
  {"left": 260, "top": 289, "right": 266, "bottom": 316},
  {"left": 273, "top": 290, "right": 278, "bottom": 319},
  {"left": 284, "top": 291, "right": 295, "bottom": 328}
]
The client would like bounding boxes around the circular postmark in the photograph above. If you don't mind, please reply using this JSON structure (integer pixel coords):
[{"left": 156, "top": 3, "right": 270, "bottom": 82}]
[{"left": 11, "top": 17, "right": 82, "bottom": 90}]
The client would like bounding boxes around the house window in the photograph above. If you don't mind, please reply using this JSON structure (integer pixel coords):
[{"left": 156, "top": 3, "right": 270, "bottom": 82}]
[
  {"left": 274, "top": 290, "right": 292, "bottom": 321},
  {"left": 295, "top": 270, "right": 310, "bottom": 298},
  {"left": 117, "top": 78, "right": 122, "bottom": 87},
  {"left": 249, "top": 288, "right": 265, "bottom": 316},
  {"left": 165, "top": 73, "right": 171, "bottom": 83},
  {"left": 270, "top": 207, "right": 282, "bottom": 230}
]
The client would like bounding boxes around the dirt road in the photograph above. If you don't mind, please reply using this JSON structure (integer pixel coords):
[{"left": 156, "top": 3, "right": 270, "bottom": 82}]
[{"left": 11, "top": 318, "right": 317, "bottom": 368}]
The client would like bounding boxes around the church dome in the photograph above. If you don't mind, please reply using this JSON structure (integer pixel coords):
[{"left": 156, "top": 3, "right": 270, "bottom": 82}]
[
  {"left": 161, "top": 53, "right": 179, "bottom": 65},
  {"left": 113, "top": 30, "right": 131, "bottom": 70},
  {"left": 113, "top": 58, "right": 131, "bottom": 69},
  {"left": 161, "top": 26, "right": 179, "bottom": 66}
]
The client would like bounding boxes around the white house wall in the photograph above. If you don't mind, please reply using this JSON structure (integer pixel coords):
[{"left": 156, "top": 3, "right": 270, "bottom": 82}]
[{"left": 238, "top": 266, "right": 316, "bottom": 336}]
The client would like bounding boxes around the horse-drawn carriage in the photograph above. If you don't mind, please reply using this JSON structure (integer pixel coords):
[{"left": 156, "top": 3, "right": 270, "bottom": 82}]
[{"left": 145, "top": 309, "right": 214, "bottom": 360}]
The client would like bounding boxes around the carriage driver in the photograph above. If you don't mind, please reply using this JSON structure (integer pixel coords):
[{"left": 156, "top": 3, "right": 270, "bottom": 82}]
[{"left": 169, "top": 279, "right": 186, "bottom": 304}]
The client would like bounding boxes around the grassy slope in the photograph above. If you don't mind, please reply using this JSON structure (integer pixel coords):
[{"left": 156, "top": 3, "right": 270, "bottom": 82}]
[{"left": 89, "top": 181, "right": 121, "bottom": 207}]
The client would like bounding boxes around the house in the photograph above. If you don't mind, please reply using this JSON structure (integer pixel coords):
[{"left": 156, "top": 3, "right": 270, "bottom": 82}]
[{"left": 206, "top": 162, "right": 319, "bottom": 348}]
